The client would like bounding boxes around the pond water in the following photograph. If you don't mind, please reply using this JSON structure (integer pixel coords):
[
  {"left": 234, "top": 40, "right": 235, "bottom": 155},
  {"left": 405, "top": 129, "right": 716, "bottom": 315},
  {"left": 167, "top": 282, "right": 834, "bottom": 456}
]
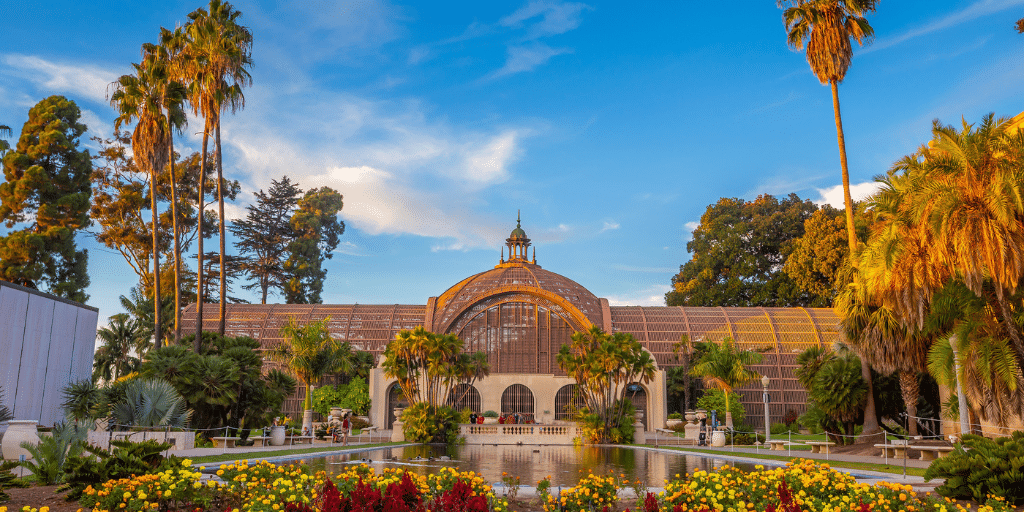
[{"left": 270, "top": 444, "right": 770, "bottom": 488}]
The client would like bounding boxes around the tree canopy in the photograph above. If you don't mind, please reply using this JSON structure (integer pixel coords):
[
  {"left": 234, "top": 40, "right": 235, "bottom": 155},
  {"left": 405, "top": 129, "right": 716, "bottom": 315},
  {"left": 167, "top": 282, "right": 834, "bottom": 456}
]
[{"left": 666, "top": 193, "right": 821, "bottom": 307}]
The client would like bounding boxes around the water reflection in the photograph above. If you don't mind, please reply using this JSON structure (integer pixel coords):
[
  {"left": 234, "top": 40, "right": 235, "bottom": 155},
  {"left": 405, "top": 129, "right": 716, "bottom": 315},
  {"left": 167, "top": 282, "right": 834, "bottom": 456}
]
[{"left": 282, "top": 445, "right": 763, "bottom": 487}]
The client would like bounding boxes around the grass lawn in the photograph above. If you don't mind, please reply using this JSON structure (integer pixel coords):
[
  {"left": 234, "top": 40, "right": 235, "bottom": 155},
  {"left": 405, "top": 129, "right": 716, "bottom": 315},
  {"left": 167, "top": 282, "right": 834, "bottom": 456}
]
[
  {"left": 190, "top": 442, "right": 402, "bottom": 465},
  {"left": 652, "top": 445, "right": 927, "bottom": 477}
]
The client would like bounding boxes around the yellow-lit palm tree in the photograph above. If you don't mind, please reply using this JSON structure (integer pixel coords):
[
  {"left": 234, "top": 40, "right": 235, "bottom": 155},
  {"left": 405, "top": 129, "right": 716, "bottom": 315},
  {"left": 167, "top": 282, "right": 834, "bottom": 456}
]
[
  {"left": 274, "top": 316, "right": 352, "bottom": 432},
  {"left": 181, "top": 0, "right": 252, "bottom": 344},
  {"left": 688, "top": 337, "right": 762, "bottom": 429}
]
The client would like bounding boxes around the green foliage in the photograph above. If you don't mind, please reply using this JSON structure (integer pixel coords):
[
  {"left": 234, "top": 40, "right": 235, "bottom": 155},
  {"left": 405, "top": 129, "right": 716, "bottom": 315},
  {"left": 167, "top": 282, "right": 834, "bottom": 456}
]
[
  {"left": 110, "top": 378, "right": 191, "bottom": 427},
  {"left": 18, "top": 420, "right": 88, "bottom": 485},
  {"left": 274, "top": 316, "right": 352, "bottom": 411},
  {"left": 574, "top": 399, "right": 636, "bottom": 444},
  {"left": 666, "top": 193, "right": 822, "bottom": 307},
  {"left": 923, "top": 431, "right": 1024, "bottom": 506},
  {"left": 483, "top": 410, "right": 498, "bottom": 418},
  {"left": 0, "top": 95, "right": 92, "bottom": 301},
  {"left": 0, "top": 459, "right": 29, "bottom": 503},
  {"left": 382, "top": 327, "right": 490, "bottom": 415},
  {"left": 283, "top": 186, "right": 345, "bottom": 304},
  {"left": 730, "top": 431, "right": 766, "bottom": 445},
  {"left": 695, "top": 389, "right": 745, "bottom": 425},
  {"left": 556, "top": 326, "right": 655, "bottom": 444},
  {"left": 61, "top": 379, "right": 103, "bottom": 422},
  {"left": 770, "top": 422, "right": 789, "bottom": 435},
  {"left": 62, "top": 439, "right": 174, "bottom": 501},
  {"left": 400, "top": 402, "right": 461, "bottom": 444},
  {"left": 689, "top": 337, "right": 762, "bottom": 422},
  {"left": 667, "top": 412, "right": 683, "bottom": 420},
  {"left": 311, "top": 378, "right": 371, "bottom": 416},
  {"left": 93, "top": 313, "right": 148, "bottom": 384},
  {"left": 796, "top": 346, "right": 866, "bottom": 444}
]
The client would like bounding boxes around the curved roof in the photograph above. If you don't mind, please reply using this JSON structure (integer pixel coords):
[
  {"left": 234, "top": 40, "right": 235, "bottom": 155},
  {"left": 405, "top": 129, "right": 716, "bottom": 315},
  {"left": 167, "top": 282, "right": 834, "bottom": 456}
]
[{"left": 430, "top": 262, "right": 604, "bottom": 332}]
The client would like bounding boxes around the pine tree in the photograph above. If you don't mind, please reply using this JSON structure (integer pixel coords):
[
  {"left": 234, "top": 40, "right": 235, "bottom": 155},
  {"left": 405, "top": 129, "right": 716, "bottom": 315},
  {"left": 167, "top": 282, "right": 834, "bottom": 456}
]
[
  {"left": 229, "top": 176, "right": 302, "bottom": 303},
  {"left": 0, "top": 96, "right": 92, "bottom": 301},
  {"left": 283, "top": 187, "right": 344, "bottom": 304}
]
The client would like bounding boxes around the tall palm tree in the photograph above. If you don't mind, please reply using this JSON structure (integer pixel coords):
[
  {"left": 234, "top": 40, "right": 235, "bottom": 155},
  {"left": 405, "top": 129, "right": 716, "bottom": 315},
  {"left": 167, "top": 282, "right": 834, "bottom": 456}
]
[
  {"left": 780, "top": 0, "right": 876, "bottom": 255},
  {"left": 689, "top": 337, "right": 762, "bottom": 428},
  {"left": 143, "top": 30, "right": 188, "bottom": 345},
  {"left": 110, "top": 56, "right": 184, "bottom": 349},
  {"left": 182, "top": 0, "right": 252, "bottom": 341},
  {"left": 93, "top": 313, "right": 147, "bottom": 383},
  {"left": 274, "top": 316, "right": 352, "bottom": 432}
]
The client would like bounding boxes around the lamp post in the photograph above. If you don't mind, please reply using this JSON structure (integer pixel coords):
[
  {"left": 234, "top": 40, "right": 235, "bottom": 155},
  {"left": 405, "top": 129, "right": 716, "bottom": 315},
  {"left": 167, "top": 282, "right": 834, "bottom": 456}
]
[{"left": 762, "top": 375, "right": 771, "bottom": 443}]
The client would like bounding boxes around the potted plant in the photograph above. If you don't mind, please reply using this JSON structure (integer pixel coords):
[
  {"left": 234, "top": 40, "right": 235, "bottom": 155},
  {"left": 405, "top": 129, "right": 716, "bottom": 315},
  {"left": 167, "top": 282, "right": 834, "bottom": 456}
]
[
  {"left": 483, "top": 410, "right": 499, "bottom": 424},
  {"left": 270, "top": 415, "right": 289, "bottom": 446},
  {"left": 666, "top": 412, "right": 683, "bottom": 429}
]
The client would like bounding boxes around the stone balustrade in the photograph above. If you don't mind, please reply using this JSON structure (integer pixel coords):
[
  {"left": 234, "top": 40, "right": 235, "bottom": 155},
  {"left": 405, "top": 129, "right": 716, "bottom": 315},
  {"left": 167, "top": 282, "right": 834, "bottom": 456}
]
[{"left": 459, "top": 423, "right": 581, "bottom": 445}]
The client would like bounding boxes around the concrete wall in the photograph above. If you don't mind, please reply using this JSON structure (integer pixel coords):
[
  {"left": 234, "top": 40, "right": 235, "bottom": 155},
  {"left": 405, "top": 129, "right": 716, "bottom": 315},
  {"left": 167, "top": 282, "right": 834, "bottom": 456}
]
[{"left": 0, "top": 281, "right": 99, "bottom": 426}]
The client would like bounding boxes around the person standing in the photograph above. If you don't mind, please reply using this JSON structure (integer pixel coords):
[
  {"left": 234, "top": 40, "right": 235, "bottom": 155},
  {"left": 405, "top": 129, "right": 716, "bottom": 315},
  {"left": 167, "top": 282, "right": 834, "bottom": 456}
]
[{"left": 342, "top": 413, "right": 350, "bottom": 446}]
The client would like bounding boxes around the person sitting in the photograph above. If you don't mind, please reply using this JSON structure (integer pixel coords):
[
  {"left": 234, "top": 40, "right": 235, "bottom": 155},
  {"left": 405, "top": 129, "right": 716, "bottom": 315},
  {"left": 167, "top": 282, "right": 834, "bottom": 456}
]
[
  {"left": 498, "top": 415, "right": 505, "bottom": 424},
  {"left": 469, "top": 412, "right": 477, "bottom": 425}
]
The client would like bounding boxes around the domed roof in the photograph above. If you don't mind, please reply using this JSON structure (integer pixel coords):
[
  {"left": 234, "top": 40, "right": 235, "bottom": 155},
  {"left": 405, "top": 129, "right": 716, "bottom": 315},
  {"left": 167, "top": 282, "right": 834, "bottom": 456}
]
[
  {"left": 510, "top": 225, "right": 527, "bottom": 239},
  {"left": 431, "top": 262, "right": 604, "bottom": 333}
]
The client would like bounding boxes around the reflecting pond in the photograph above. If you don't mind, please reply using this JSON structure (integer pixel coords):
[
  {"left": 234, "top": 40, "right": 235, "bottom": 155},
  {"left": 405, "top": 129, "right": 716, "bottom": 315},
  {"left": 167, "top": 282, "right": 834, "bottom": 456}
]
[{"left": 272, "top": 444, "right": 770, "bottom": 488}]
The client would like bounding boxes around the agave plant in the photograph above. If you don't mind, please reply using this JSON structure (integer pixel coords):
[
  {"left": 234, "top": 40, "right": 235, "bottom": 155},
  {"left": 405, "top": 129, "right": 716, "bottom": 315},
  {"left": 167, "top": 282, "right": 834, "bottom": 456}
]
[{"left": 110, "top": 378, "right": 191, "bottom": 428}]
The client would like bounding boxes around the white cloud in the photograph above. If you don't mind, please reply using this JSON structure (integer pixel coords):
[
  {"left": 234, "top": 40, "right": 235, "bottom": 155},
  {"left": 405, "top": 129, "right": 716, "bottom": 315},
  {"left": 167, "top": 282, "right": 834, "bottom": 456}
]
[
  {"left": 488, "top": 43, "right": 573, "bottom": 79},
  {"left": 462, "top": 130, "right": 521, "bottom": 184},
  {"left": 605, "top": 284, "right": 672, "bottom": 307},
  {"left": 814, "top": 181, "right": 883, "bottom": 208},
  {"left": 500, "top": 1, "right": 592, "bottom": 39},
  {"left": 600, "top": 221, "right": 619, "bottom": 232},
  {"left": 2, "top": 54, "right": 120, "bottom": 104},
  {"left": 863, "top": 0, "right": 1024, "bottom": 54}
]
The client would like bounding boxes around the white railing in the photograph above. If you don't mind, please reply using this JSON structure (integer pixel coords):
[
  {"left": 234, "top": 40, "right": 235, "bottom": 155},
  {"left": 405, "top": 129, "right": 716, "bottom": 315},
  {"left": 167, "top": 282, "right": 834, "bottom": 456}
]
[{"left": 459, "top": 424, "right": 581, "bottom": 445}]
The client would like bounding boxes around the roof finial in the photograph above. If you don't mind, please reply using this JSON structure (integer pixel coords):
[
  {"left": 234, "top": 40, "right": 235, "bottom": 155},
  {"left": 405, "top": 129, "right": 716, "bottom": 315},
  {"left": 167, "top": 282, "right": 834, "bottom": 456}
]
[{"left": 517, "top": 209, "right": 521, "bottom": 228}]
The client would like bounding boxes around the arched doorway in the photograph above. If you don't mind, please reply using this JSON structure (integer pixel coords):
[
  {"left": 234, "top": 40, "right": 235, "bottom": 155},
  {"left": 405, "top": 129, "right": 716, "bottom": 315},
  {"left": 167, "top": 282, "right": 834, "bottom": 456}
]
[
  {"left": 446, "top": 384, "right": 482, "bottom": 413},
  {"left": 625, "top": 383, "right": 648, "bottom": 430},
  {"left": 501, "top": 384, "right": 535, "bottom": 422},
  {"left": 554, "top": 384, "right": 585, "bottom": 421},
  {"left": 386, "top": 382, "right": 409, "bottom": 429}
]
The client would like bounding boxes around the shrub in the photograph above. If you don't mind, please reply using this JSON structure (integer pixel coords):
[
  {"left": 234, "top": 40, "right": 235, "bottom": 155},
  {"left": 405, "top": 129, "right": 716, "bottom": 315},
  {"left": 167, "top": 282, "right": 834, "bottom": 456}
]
[
  {"left": 924, "top": 431, "right": 1024, "bottom": 506},
  {"left": 18, "top": 420, "right": 88, "bottom": 485},
  {"left": 783, "top": 408, "right": 799, "bottom": 427},
  {"left": 695, "top": 389, "right": 745, "bottom": 425},
  {"left": 401, "top": 402, "right": 461, "bottom": 444},
  {"left": 62, "top": 439, "right": 174, "bottom": 500},
  {"left": 483, "top": 410, "right": 498, "bottom": 418},
  {"left": 667, "top": 412, "right": 683, "bottom": 420},
  {"left": 730, "top": 432, "right": 766, "bottom": 445},
  {"left": 0, "top": 460, "right": 28, "bottom": 503},
  {"left": 770, "top": 422, "right": 789, "bottom": 435},
  {"left": 311, "top": 378, "right": 372, "bottom": 417}
]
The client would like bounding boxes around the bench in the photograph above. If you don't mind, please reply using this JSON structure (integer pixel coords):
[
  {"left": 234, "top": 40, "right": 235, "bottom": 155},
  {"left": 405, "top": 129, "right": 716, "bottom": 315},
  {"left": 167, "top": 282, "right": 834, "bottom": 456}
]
[
  {"left": 909, "top": 445, "right": 955, "bottom": 461},
  {"left": 248, "top": 436, "right": 270, "bottom": 447},
  {"left": 804, "top": 441, "right": 836, "bottom": 454},
  {"left": 875, "top": 442, "right": 909, "bottom": 459},
  {"left": 768, "top": 440, "right": 803, "bottom": 451},
  {"left": 210, "top": 436, "right": 240, "bottom": 449},
  {"left": 288, "top": 435, "right": 314, "bottom": 445}
]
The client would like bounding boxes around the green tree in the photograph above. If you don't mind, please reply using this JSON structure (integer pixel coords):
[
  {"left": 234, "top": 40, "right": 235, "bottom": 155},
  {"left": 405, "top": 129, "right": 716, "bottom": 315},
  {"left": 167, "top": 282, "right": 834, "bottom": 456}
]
[
  {"left": 779, "top": 0, "right": 876, "bottom": 255},
  {"left": 556, "top": 326, "right": 657, "bottom": 443},
  {"left": 666, "top": 193, "right": 820, "bottom": 307},
  {"left": 284, "top": 187, "right": 345, "bottom": 304},
  {"left": 796, "top": 345, "right": 867, "bottom": 444},
  {"left": 274, "top": 317, "right": 353, "bottom": 431},
  {"left": 181, "top": 0, "right": 253, "bottom": 337},
  {"left": 0, "top": 96, "right": 92, "bottom": 301},
  {"left": 229, "top": 176, "right": 302, "bottom": 303},
  {"left": 688, "top": 337, "right": 762, "bottom": 428},
  {"left": 93, "top": 313, "right": 148, "bottom": 384},
  {"left": 784, "top": 205, "right": 867, "bottom": 305}
]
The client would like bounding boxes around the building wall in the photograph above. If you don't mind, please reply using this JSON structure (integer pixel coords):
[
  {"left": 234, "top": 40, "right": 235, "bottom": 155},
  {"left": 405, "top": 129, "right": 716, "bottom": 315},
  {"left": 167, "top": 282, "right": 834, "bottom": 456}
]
[{"left": 0, "top": 281, "right": 99, "bottom": 426}]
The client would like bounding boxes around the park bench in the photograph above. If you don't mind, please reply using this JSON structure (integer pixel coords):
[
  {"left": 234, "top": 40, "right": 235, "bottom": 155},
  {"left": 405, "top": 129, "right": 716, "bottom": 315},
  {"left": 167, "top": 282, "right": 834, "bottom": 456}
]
[
  {"left": 875, "top": 440, "right": 909, "bottom": 459},
  {"left": 768, "top": 440, "right": 804, "bottom": 451},
  {"left": 804, "top": 441, "right": 836, "bottom": 454},
  {"left": 909, "top": 445, "right": 955, "bottom": 461},
  {"left": 210, "top": 437, "right": 241, "bottom": 449},
  {"left": 288, "top": 435, "right": 314, "bottom": 445},
  {"left": 248, "top": 436, "right": 270, "bottom": 447}
]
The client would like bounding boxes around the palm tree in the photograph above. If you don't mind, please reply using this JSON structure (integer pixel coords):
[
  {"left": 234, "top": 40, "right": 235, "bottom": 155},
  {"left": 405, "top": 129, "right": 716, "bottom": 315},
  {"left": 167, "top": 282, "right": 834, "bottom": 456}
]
[
  {"left": 93, "top": 313, "right": 147, "bottom": 383},
  {"left": 145, "top": 28, "right": 189, "bottom": 344},
  {"left": 688, "top": 337, "right": 762, "bottom": 429},
  {"left": 181, "top": 0, "right": 253, "bottom": 341},
  {"left": 110, "top": 58, "right": 181, "bottom": 348},
  {"left": 274, "top": 316, "right": 352, "bottom": 432},
  {"left": 779, "top": 0, "right": 876, "bottom": 255}
]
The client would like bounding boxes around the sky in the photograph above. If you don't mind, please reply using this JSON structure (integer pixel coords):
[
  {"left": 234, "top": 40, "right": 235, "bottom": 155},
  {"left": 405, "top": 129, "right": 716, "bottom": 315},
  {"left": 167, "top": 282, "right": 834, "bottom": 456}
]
[{"left": 1, "top": 0, "right": 1023, "bottom": 328}]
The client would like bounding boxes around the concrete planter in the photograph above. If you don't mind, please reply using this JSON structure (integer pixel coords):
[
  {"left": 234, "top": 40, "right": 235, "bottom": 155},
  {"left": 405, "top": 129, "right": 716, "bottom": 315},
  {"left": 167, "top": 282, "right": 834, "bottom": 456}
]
[
  {"left": 270, "top": 425, "right": 287, "bottom": 446},
  {"left": 2, "top": 421, "right": 40, "bottom": 460}
]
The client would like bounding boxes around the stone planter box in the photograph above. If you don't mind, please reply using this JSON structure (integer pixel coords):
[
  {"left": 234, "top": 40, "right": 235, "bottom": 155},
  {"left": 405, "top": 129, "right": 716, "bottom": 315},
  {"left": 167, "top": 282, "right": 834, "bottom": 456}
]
[
  {"left": 665, "top": 419, "right": 683, "bottom": 429},
  {"left": 87, "top": 430, "right": 195, "bottom": 451}
]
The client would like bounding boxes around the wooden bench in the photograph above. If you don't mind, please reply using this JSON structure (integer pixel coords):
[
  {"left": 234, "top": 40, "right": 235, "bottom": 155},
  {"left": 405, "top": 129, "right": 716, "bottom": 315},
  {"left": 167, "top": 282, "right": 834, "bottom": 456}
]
[
  {"left": 248, "top": 436, "right": 270, "bottom": 447},
  {"left": 804, "top": 441, "right": 836, "bottom": 454},
  {"left": 910, "top": 445, "right": 955, "bottom": 461},
  {"left": 210, "top": 437, "right": 240, "bottom": 449},
  {"left": 288, "top": 435, "right": 314, "bottom": 445}
]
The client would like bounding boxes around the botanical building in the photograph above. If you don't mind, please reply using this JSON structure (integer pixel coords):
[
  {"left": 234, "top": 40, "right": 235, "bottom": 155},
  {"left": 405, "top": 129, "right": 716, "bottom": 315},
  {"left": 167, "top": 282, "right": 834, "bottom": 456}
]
[{"left": 182, "top": 217, "right": 842, "bottom": 431}]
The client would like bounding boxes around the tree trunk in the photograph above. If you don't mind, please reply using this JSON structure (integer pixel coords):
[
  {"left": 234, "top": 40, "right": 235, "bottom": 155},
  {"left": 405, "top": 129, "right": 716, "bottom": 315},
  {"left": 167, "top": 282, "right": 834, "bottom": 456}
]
[
  {"left": 150, "top": 165, "right": 162, "bottom": 350},
  {"left": 831, "top": 79, "right": 857, "bottom": 256},
  {"left": 216, "top": 122, "right": 226, "bottom": 336},
  {"left": 195, "top": 121, "right": 210, "bottom": 352},
  {"left": 995, "top": 292, "right": 1024, "bottom": 367},
  {"left": 169, "top": 134, "right": 180, "bottom": 345},
  {"left": 857, "top": 363, "right": 881, "bottom": 442},
  {"left": 899, "top": 370, "right": 920, "bottom": 437}
]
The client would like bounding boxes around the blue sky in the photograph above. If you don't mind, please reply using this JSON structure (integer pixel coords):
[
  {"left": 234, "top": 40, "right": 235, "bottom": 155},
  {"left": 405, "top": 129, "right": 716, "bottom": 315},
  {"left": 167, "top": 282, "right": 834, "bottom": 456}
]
[{"left": 1, "top": 0, "right": 1023, "bottom": 327}]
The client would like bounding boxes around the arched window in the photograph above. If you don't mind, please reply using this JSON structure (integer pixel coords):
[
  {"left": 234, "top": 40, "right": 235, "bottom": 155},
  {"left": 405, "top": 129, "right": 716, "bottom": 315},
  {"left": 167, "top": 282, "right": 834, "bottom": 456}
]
[
  {"left": 626, "top": 383, "right": 648, "bottom": 429},
  {"left": 501, "top": 384, "right": 535, "bottom": 422},
  {"left": 554, "top": 384, "right": 585, "bottom": 420},
  {"left": 446, "top": 384, "right": 482, "bottom": 413},
  {"left": 386, "top": 382, "right": 409, "bottom": 429}
]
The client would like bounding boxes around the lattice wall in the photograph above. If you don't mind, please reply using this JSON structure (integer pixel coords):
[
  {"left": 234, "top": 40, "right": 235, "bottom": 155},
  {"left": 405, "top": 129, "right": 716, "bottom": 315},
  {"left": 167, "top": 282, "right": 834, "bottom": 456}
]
[
  {"left": 455, "top": 301, "right": 575, "bottom": 374},
  {"left": 608, "top": 306, "right": 842, "bottom": 429}
]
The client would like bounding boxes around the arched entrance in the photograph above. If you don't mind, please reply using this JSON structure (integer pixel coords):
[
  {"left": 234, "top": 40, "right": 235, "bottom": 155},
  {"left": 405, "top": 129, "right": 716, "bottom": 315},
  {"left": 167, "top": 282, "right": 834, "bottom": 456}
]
[
  {"left": 501, "top": 384, "right": 535, "bottom": 423},
  {"left": 554, "top": 384, "right": 585, "bottom": 421},
  {"left": 386, "top": 382, "right": 409, "bottom": 429},
  {"left": 626, "top": 383, "right": 648, "bottom": 430},
  {"left": 446, "top": 384, "right": 482, "bottom": 413}
]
